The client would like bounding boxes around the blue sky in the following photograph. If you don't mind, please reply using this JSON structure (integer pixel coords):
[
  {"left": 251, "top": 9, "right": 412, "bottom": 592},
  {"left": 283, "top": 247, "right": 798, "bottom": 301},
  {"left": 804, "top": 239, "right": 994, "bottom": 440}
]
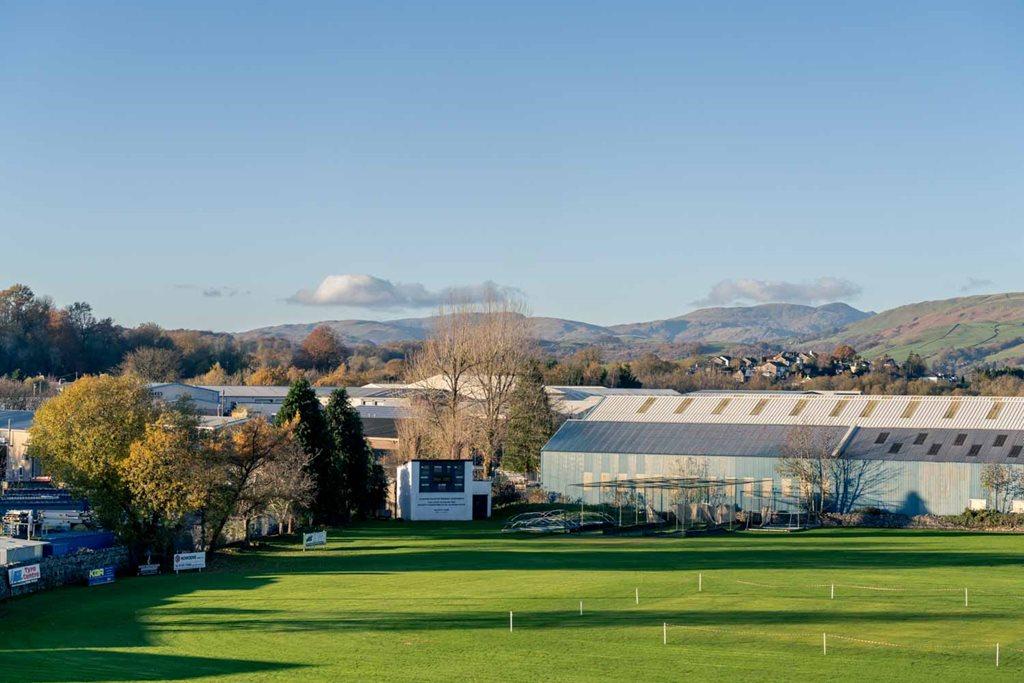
[{"left": 2, "top": 2, "right": 1022, "bottom": 331}]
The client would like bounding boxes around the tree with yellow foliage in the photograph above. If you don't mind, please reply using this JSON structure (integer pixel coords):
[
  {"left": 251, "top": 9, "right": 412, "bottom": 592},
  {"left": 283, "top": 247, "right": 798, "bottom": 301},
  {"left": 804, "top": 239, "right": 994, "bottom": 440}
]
[{"left": 30, "top": 375, "right": 156, "bottom": 548}]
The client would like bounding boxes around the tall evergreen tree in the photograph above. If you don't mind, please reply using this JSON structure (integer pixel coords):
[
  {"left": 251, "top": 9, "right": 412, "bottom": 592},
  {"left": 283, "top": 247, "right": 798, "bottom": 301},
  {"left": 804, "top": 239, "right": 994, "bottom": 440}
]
[
  {"left": 503, "top": 362, "right": 557, "bottom": 477},
  {"left": 324, "top": 389, "right": 380, "bottom": 519},
  {"left": 611, "top": 363, "right": 642, "bottom": 388},
  {"left": 323, "top": 389, "right": 380, "bottom": 518},
  {"left": 276, "top": 379, "right": 341, "bottom": 523}
]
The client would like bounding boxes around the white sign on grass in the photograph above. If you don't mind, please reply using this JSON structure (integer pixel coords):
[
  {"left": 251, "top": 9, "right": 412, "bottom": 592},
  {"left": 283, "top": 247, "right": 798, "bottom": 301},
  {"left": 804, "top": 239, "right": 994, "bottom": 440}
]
[
  {"left": 173, "top": 552, "right": 206, "bottom": 572},
  {"left": 303, "top": 531, "right": 327, "bottom": 550}
]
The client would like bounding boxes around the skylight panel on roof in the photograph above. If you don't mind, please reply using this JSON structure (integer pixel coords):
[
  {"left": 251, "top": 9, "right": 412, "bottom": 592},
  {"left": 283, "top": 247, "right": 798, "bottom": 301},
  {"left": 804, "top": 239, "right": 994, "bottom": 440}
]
[
  {"left": 968, "top": 444, "right": 982, "bottom": 457},
  {"left": 829, "top": 400, "right": 848, "bottom": 418},
  {"left": 711, "top": 398, "right": 731, "bottom": 415},
  {"left": 789, "top": 399, "right": 809, "bottom": 417},
  {"left": 1010, "top": 445, "right": 1022, "bottom": 458},
  {"left": 986, "top": 402, "right": 1005, "bottom": 420},
  {"left": 636, "top": 397, "right": 656, "bottom": 414},
  {"left": 954, "top": 433, "right": 967, "bottom": 446},
  {"left": 859, "top": 400, "right": 879, "bottom": 419},
  {"left": 928, "top": 443, "right": 941, "bottom": 455},
  {"left": 943, "top": 399, "right": 962, "bottom": 420},
  {"left": 914, "top": 433, "right": 928, "bottom": 445},
  {"left": 994, "top": 434, "right": 1008, "bottom": 447},
  {"left": 750, "top": 398, "right": 770, "bottom": 416},
  {"left": 888, "top": 442, "right": 902, "bottom": 454},
  {"left": 900, "top": 400, "right": 920, "bottom": 419},
  {"left": 674, "top": 397, "right": 694, "bottom": 414}
]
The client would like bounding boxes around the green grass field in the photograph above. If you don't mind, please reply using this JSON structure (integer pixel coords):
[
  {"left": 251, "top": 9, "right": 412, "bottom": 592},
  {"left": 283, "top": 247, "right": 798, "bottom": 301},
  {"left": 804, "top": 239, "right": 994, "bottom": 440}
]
[{"left": 3, "top": 523, "right": 1024, "bottom": 682}]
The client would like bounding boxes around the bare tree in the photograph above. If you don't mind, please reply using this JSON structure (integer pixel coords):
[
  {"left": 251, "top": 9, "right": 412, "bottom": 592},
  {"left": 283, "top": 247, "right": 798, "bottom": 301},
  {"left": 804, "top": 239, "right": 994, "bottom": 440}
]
[
  {"left": 777, "top": 426, "right": 841, "bottom": 514},
  {"left": 408, "top": 300, "right": 481, "bottom": 460},
  {"left": 777, "top": 426, "right": 886, "bottom": 514},
  {"left": 980, "top": 464, "right": 1024, "bottom": 512},
  {"left": 263, "top": 443, "right": 315, "bottom": 535},
  {"left": 470, "top": 294, "right": 533, "bottom": 475},
  {"left": 406, "top": 293, "right": 535, "bottom": 472}
]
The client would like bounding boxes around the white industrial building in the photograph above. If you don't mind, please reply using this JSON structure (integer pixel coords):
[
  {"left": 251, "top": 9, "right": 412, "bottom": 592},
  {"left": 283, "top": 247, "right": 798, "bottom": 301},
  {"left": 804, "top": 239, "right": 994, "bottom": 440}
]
[
  {"left": 146, "top": 383, "right": 414, "bottom": 417},
  {"left": 541, "top": 391, "right": 1024, "bottom": 516},
  {"left": 1, "top": 410, "right": 37, "bottom": 485},
  {"left": 396, "top": 460, "right": 492, "bottom": 521}
]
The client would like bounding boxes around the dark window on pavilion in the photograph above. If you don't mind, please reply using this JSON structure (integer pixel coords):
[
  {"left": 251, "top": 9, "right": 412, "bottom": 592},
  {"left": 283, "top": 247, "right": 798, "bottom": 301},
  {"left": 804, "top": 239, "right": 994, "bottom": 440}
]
[
  {"left": 993, "top": 434, "right": 1008, "bottom": 448},
  {"left": 928, "top": 444, "right": 941, "bottom": 455},
  {"left": 875, "top": 432, "right": 890, "bottom": 444},
  {"left": 888, "top": 442, "right": 902, "bottom": 454},
  {"left": 953, "top": 433, "right": 967, "bottom": 446},
  {"left": 1010, "top": 445, "right": 1023, "bottom": 458},
  {"left": 967, "top": 444, "right": 982, "bottom": 457}
]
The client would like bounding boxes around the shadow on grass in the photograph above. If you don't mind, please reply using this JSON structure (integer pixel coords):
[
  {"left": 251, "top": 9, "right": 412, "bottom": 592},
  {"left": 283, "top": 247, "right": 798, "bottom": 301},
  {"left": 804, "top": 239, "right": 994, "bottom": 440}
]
[
  {"left": 137, "top": 606, "right": 1007, "bottom": 635},
  {"left": 246, "top": 546, "right": 1024, "bottom": 573},
  {"left": 0, "top": 571, "right": 299, "bottom": 682},
  {"left": 0, "top": 649, "right": 301, "bottom": 682}
]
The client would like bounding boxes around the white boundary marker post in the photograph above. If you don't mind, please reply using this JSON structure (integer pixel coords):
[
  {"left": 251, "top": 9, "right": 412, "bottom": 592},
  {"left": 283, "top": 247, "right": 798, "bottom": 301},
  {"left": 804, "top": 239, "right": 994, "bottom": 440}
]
[
  {"left": 964, "top": 587, "right": 969, "bottom": 607},
  {"left": 699, "top": 572, "right": 703, "bottom": 592},
  {"left": 663, "top": 622, "right": 667, "bottom": 645},
  {"left": 635, "top": 587, "right": 639, "bottom": 605},
  {"left": 830, "top": 584, "right": 835, "bottom": 600},
  {"left": 579, "top": 600, "right": 583, "bottom": 616},
  {"left": 996, "top": 643, "right": 1000, "bottom": 667},
  {"left": 822, "top": 633, "right": 827, "bottom": 655},
  {"left": 509, "top": 611, "right": 513, "bottom": 632}
]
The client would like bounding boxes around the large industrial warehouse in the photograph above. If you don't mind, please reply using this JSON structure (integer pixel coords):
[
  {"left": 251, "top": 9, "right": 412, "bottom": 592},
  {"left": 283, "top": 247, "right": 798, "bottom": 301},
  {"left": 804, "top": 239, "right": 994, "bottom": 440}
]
[{"left": 541, "top": 391, "right": 1024, "bottom": 516}]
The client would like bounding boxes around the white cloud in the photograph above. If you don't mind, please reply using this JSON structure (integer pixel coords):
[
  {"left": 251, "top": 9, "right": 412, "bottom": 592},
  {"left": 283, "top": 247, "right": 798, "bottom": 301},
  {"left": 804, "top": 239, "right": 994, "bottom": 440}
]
[
  {"left": 288, "top": 274, "right": 520, "bottom": 309},
  {"left": 959, "top": 277, "right": 994, "bottom": 293},
  {"left": 694, "top": 277, "right": 862, "bottom": 306}
]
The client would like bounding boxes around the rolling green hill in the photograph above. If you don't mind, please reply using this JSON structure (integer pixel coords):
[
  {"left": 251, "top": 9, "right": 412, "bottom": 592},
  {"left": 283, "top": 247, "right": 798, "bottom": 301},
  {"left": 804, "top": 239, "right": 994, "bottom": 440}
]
[{"left": 810, "top": 293, "right": 1024, "bottom": 365}]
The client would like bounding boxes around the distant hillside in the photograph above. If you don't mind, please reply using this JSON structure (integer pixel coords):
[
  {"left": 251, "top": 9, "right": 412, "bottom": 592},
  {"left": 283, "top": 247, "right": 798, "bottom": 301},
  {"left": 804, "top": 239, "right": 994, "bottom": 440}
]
[
  {"left": 238, "top": 302, "right": 872, "bottom": 350},
  {"left": 808, "top": 293, "right": 1024, "bottom": 365},
  {"left": 236, "top": 317, "right": 436, "bottom": 346},
  {"left": 236, "top": 314, "right": 618, "bottom": 347},
  {"left": 609, "top": 303, "right": 872, "bottom": 344}
]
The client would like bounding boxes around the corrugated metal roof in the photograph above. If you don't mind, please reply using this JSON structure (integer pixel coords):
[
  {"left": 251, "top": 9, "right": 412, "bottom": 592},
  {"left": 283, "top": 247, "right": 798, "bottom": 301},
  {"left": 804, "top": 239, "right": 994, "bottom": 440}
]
[
  {"left": 542, "top": 420, "right": 847, "bottom": 458},
  {"left": 546, "top": 386, "right": 680, "bottom": 401},
  {"left": 0, "top": 410, "right": 34, "bottom": 431},
  {"left": 542, "top": 419, "right": 1024, "bottom": 465},
  {"left": 841, "top": 427, "right": 1024, "bottom": 464},
  {"left": 361, "top": 417, "right": 399, "bottom": 439},
  {"left": 583, "top": 393, "right": 1024, "bottom": 431},
  {"left": 356, "top": 404, "right": 409, "bottom": 419},
  {"left": 198, "top": 385, "right": 417, "bottom": 399}
]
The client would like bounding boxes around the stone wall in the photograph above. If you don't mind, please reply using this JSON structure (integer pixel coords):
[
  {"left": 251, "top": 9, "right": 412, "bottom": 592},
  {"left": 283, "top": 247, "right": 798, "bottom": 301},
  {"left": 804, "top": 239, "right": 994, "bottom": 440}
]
[{"left": 0, "top": 546, "right": 129, "bottom": 601}]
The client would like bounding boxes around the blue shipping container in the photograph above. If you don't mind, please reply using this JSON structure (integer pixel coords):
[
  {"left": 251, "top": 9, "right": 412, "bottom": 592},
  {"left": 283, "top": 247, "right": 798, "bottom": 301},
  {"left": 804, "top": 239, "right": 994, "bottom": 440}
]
[{"left": 41, "top": 531, "right": 116, "bottom": 557}]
